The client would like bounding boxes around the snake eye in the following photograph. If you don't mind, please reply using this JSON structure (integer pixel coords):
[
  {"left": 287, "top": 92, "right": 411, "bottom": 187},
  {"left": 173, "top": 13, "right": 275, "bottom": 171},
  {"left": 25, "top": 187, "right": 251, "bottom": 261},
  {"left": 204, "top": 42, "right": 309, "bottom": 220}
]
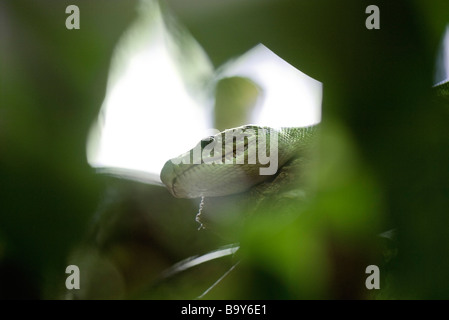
[{"left": 201, "top": 136, "right": 215, "bottom": 149}]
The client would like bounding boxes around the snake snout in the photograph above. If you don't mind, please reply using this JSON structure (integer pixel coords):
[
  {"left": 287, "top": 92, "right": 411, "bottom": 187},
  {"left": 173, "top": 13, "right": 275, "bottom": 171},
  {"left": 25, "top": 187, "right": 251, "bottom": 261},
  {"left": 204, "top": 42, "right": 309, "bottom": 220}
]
[
  {"left": 160, "top": 160, "right": 177, "bottom": 197},
  {"left": 160, "top": 159, "right": 194, "bottom": 198}
]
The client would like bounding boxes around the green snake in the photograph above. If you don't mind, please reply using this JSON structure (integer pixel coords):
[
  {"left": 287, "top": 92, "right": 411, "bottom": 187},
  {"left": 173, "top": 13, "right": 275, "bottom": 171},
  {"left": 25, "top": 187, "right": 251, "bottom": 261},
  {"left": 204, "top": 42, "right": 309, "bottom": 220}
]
[
  {"left": 160, "top": 80, "right": 449, "bottom": 201},
  {"left": 160, "top": 125, "right": 318, "bottom": 199}
]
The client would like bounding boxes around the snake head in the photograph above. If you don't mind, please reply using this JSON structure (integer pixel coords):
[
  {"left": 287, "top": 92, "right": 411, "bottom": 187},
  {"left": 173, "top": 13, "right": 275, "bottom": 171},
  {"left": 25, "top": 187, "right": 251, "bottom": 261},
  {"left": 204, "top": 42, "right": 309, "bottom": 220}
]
[{"left": 160, "top": 125, "right": 283, "bottom": 198}]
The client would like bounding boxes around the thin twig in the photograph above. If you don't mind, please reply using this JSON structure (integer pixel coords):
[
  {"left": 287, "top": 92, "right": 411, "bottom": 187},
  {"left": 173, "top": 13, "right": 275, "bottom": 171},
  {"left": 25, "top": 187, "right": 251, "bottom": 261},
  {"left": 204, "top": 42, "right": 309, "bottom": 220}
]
[{"left": 196, "top": 260, "right": 241, "bottom": 299}]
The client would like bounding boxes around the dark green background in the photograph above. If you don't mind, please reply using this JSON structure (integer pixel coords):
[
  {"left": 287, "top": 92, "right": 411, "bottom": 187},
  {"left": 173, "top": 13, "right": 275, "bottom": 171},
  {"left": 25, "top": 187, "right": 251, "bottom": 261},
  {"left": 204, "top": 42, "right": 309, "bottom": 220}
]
[{"left": 1, "top": 0, "right": 448, "bottom": 299}]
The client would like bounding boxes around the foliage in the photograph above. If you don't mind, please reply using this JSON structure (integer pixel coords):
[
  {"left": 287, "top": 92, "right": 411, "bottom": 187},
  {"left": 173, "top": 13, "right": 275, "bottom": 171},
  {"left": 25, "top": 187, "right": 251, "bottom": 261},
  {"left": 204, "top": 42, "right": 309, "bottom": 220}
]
[{"left": 1, "top": 0, "right": 449, "bottom": 299}]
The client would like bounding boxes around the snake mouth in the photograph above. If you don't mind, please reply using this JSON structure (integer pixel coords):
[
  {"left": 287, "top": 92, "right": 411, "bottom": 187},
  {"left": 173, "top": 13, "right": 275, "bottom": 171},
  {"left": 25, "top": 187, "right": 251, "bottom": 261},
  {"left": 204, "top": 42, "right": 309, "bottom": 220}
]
[
  {"left": 160, "top": 159, "right": 197, "bottom": 198},
  {"left": 160, "top": 160, "right": 179, "bottom": 197}
]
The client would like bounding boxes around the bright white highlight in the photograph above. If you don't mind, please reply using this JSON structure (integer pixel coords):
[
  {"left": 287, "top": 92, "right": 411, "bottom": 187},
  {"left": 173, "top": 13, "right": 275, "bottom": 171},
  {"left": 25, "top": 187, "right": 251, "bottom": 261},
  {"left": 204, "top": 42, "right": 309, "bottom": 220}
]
[
  {"left": 87, "top": 3, "right": 211, "bottom": 183},
  {"left": 218, "top": 44, "right": 322, "bottom": 128},
  {"left": 435, "top": 24, "right": 449, "bottom": 85}
]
